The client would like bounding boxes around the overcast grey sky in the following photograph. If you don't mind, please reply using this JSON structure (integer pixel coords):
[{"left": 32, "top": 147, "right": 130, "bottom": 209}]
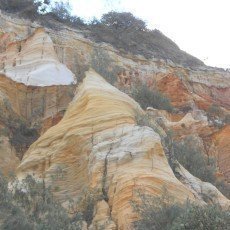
[{"left": 68, "top": 0, "right": 230, "bottom": 69}]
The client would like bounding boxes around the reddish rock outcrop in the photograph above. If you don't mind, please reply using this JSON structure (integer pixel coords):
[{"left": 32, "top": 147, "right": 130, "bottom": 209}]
[
  {"left": 210, "top": 125, "right": 230, "bottom": 182},
  {"left": 156, "top": 74, "right": 192, "bottom": 108}
]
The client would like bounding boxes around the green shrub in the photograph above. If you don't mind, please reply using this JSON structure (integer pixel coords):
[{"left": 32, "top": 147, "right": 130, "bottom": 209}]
[
  {"left": 0, "top": 173, "right": 83, "bottom": 229},
  {"left": 207, "top": 104, "right": 230, "bottom": 127},
  {"left": 134, "top": 112, "right": 163, "bottom": 137},
  {"left": 131, "top": 84, "right": 173, "bottom": 112},
  {"left": 207, "top": 104, "right": 222, "bottom": 118},
  {"left": 132, "top": 188, "right": 230, "bottom": 230},
  {"left": 224, "top": 114, "right": 230, "bottom": 124},
  {"left": 77, "top": 189, "right": 103, "bottom": 226},
  {"left": 171, "top": 203, "right": 230, "bottom": 230},
  {"left": 9, "top": 121, "right": 39, "bottom": 160},
  {"left": 91, "top": 48, "right": 122, "bottom": 85},
  {"left": 214, "top": 180, "right": 230, "bottom": 200},
  {"left": 132, "top": 189, "right": 183, "bottom": 230},
  {"left": 173, "top": 136, "right": 230, "bottom": 198},
  {"left": 173, "top": 136, "right": 216, "bottom": 182},
  {"left": 0, "top": 99, "right": 39, "bottom": 160}
]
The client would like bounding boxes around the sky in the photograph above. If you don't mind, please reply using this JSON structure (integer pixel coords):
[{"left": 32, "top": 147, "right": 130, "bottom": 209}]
[{"left": 68, "top": 0, "right": 230, "bottom": 69}]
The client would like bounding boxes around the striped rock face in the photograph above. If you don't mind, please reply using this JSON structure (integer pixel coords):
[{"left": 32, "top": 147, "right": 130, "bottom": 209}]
[
  {"left": 0, "top": 10, "right": 229, "bottom": 229},
  {"left": 0, "top": 24, "right": 76, "bottom": 175},
  {"left": 17, "top": 70, "right": 229, "bottom": 229},
  {"left": 0, "top": 28, "right": 75, "bottom": 86}
]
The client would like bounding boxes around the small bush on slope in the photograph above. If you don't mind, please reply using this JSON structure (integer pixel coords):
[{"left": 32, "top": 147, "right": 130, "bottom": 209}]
[
  {"left": 173, "top": 136, "right": 230, "bottom": 198},
  {"left": 0, "top": 98, "right": 39, "bottom": 160},
  {"left": 173, "top": 136, "right": 216, "bottom": 183},
  {"left": 9, "top": 121, "right": 39, "bottom": 160},
  {"left": 207, "top": 104, "right": 230, "bottom": 127},
  {"left": 90, "top": 48, "right": 122, "bottom": 85},
  {"left": 132, "top": 189, "right": 230, "bottom": 230},
  {"left": 131, "top": 83, "right": 173, "bottom": 112},
  {"left": 171, "top": 203, "right": 230, "bottom": 230},
  {"left": 132, "top": 189, "right": 183, "bottom": 230},
  {"left": 207, "top": 104, "right": 223, "bottom": 119},
  {"left": 224, "top": 114, "right": 230, "bottom": 124},
  {"left": 0, "top": 173, "right": 83, "bottom": 229}
]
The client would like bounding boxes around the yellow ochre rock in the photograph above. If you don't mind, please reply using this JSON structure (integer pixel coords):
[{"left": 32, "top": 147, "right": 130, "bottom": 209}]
[{"left": 17, "top": 70, "right": 229, "bottom": 229}]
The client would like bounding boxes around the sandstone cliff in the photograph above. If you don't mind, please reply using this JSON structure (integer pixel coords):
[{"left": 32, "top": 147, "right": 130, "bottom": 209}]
[
  {"left": 0, "top": 9, "right": 229, "bottom": 229},
  {"left": 0, "top": 15, "right": 76, "bottom": 173},
  {"left": 0, "top": 26, "right": 75, "bottom": 86},
  {"left": 17, "top": 70, "right": 229, "bottom": 229}
]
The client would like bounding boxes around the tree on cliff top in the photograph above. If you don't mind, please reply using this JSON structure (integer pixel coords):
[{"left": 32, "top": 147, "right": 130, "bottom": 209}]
[
  {"left": 0, "top": 0, "right": 51, "bottom": 13},
  {"left": 0, "top": 0, "right": 50, "bottom": 19},
  {"left": 46, "top": 1, "right": 84, "bottom": 26},
  {"left": 101, "top": 11, "right": 147, "bottom": 32},
  {"left": 0, "top": 0, "right": 84, "bottom": 27},
  {"left": 49, "top": 1, "right": 71, "bottom": 20}
]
